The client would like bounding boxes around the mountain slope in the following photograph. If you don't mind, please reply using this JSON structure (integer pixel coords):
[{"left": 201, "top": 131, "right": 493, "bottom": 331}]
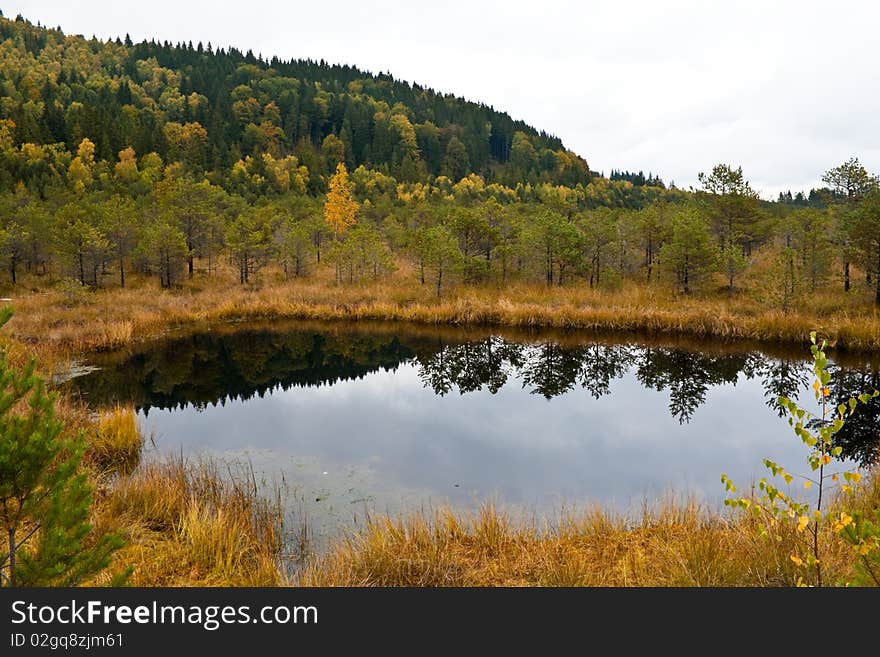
[{"left": 0, "top": 13, "right": 591, "bottom": 191}]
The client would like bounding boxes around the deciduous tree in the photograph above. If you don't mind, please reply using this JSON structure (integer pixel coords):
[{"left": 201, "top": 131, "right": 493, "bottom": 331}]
[{"left": 323, "top": 162, "right": 358, "bottom": 238}]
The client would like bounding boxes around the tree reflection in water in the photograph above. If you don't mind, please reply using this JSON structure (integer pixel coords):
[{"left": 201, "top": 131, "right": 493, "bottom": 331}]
[{"left": 64, "top": 327, "right": 880, "bottom": 466}]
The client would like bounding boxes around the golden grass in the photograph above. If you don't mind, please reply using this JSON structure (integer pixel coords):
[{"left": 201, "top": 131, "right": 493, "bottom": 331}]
[
  {"left": 95, "top": 458, "right": 286, "bottom": 586},
  {"left": 89, "top": 405, "right": 143, "bottom": 475},
  {"left": 299, "top": 476, "right": 880, "bottom": 587},
  {"left": 5, "top": 264, "right": 880, "bottom": 377}
]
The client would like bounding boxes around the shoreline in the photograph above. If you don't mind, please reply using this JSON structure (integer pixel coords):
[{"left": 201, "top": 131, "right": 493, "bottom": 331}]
[{"left": 6, "top": 275, "right": 880, "bottom": 370}]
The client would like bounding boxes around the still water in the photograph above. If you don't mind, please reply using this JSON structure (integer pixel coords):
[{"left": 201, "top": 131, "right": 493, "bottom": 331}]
[{"left": 65, "top": 321, "right": 880, "bottom": 542}]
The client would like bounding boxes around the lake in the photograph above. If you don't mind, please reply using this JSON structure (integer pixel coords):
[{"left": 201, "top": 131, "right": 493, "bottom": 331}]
[{"left": 63, "top": 321, "right": 880, "bottom": 547}]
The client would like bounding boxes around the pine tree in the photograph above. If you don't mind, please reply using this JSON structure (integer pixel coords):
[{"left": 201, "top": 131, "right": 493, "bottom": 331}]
[
  {"left": 659, "top": 207, "right": 719, "bottom": 294},
  {"left": 0, "top": 307, "right": 125, "bottom": 586}
]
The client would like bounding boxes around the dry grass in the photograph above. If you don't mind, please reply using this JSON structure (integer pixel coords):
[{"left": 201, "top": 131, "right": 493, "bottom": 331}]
[
  {"left": 88, "top": 405, "right": 144, "bottom": 475},
  {"left": 95, "top": 458, "right": 286, "bottom": 586},
  {"left": 300, "top": 474, "right": 880, "bottom": 587},
  {"left": 5, "top": 265, "right": 880, "bottom": 375}
]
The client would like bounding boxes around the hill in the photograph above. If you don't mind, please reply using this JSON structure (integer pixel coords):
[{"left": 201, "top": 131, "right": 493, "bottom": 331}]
[{"left": 0, "top": 12, "right": 591, "bottom": 192}]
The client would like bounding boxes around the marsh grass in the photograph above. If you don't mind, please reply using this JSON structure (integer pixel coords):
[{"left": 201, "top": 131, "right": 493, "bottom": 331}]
[
  {"left": 90, "top": 405, "right": 143, "bottom": 475},
  {"left": 95, "top": 458, "right": 287, "bottom": 586},
  {"left": 7, "top": 266, "right": 880, "bottom": 373},
  {"left": 299, "top": 476, "right": 880, "bottom": 587}
]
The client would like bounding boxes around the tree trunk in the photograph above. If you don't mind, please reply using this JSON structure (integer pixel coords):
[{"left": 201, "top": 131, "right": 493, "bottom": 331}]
[
  {"left": 683, "top": 254, "right": 690, "bottom": 294},
  {"left": 8, "top": 527, "right": 16, "bottom": 587},
  {"left": 875, "top": 245, "right": 880, "bottom": 306},
  {"left": 187, "top": 231, "right": 194, "bottom": 278},
  {"left": 844, "top": 260, "right": 850, "bottom": 292},
  {"left": 436, "top": 267, "right": 443, "bottom": 298},
  {"left": 119, "top": 257, "right": 125, "bottom": 288},
  {"left": 546, "top": 245, "right": 553, "bottom": 286}
]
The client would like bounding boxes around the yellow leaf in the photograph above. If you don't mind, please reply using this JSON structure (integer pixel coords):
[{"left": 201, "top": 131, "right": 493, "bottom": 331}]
[
  {"left": 834, "top": 512, "right": 853, "bottom": 533},
  {"left": 796, "top": 515, "right": 809, "bottom": 532},
  {"left": 821, "top": 454, "right": 832, "bottom": 465},
  {"left": 790, "top": 554, "right": 803, "bottom": 566},
  {"left": 783, "top": 473, "right": 793, "bottom": 484},
  {"left": 804, "top": 481, "right": 812, "bottom": 489},
  {"left": 852, "top": 472, "right": 862, "bottom": 484}
]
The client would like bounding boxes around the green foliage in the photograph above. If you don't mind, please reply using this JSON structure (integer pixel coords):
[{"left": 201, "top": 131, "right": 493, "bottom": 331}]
[
  {"left": 722, "top": 332, "right": 879, "bottom": 586},
  {"left": 851, "top": 189, "right": 880, "bottom": 304},
  {"left": 659, "top": 206, "right": 718, "bottom": 294},
  {"left": 838, "top": 509, "right": 880, "bottom": 586},
  {"left": 226, "top": 206, "right": 274, "bottom": 284},
  {"left": 416, "top": 225, "right": 462, "bottom": 297},
  {"left": 133, "top": 220, "right": 188, "bottom": 288},
  {"left": 278, "top": 220, "right": 314, "bottom": 278},
  {"left": 0, "top": 307, "right": 125, "bottom": 586},
  {"left": 327, "top": 223, "right": 395, "bottom": 284}
]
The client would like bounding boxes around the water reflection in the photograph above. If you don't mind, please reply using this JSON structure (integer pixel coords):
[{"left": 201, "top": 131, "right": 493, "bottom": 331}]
[
  {"left": 824, "top": 365, "right": 880, "bottom": 467},
  {"left": 65, "top": 325, "right": 880, "bottom": 467}
]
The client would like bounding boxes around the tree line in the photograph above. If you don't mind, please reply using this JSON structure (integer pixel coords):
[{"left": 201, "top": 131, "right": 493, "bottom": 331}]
[{"left": 2, "top": 140, "right": 879, "bottom": 306}]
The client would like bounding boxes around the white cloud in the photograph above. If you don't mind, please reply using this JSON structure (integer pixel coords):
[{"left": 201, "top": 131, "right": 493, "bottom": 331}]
[{"left": 7, "top": 0, "right": 880, "bottom": 197}]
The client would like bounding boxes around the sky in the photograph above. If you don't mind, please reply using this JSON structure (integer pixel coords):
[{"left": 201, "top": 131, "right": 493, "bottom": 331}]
[{"left": 4, "top": 0, "right": 880, "bottom": 199}]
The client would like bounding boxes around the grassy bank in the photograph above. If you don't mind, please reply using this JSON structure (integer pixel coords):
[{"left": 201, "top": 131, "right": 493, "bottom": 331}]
[
  {"left": 74, "top": 407, "right": 287, "bottom": 586},
  {"left": 95, "top": 457, "right": 286, "bottom": 586},
  {"left": 5, "top": 265, "right": 880, "bottom": 376},
  {"left": 300, "top": 474, "right": 880, "bottom": 586}
]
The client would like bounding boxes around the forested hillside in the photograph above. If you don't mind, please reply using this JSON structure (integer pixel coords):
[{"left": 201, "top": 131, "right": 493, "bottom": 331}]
[{"left": 0, "top": 12, "right": 590, "bottom": 191}]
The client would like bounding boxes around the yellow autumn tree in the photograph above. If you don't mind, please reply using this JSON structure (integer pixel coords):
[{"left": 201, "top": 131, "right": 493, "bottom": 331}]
[
  {"left": 0, "top": 119, "right": 15, "bottom": 151},
  {"left": 67, "top": 137, "right": 96, "bottom": 195},
  {"left": 323, "top": 162, "right": 358, "bottom": 238},
  {"left": 114, "top": 146, "right": 139, "bottom": 184}
]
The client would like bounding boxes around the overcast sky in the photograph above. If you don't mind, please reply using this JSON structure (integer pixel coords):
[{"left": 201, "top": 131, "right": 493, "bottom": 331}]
[{"left": 5, "top": 0, "right": 879, "bottom": 198}]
